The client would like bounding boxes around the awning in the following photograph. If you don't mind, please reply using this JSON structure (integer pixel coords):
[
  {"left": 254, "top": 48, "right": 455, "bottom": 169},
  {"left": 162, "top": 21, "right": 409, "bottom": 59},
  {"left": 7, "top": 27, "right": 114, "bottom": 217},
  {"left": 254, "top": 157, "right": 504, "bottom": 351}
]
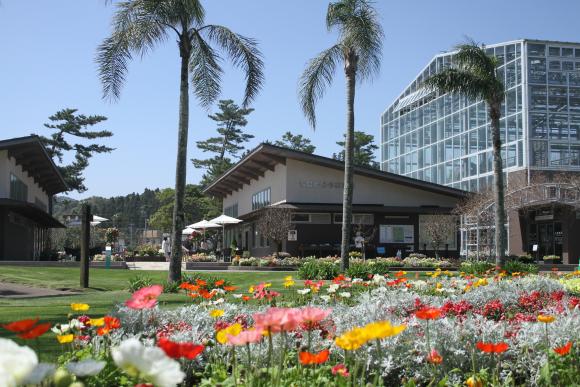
[{"left": 0, "top": 199, "right": 65, "bottom": 228}]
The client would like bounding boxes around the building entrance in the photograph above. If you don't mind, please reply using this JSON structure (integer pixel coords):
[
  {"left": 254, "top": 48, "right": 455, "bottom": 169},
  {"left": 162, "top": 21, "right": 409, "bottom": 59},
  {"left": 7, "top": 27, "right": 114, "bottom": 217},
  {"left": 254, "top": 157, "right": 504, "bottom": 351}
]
[{"left": 529, "top": 222, "right": 563, "bottom": 259}]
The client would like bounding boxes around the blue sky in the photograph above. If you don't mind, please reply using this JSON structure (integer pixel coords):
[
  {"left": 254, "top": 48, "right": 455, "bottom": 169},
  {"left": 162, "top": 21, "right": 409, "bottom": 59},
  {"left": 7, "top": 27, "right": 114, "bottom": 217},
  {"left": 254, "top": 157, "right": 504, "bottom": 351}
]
[{"left": 1, "top": 0, "right": 580, "bottom": 199}]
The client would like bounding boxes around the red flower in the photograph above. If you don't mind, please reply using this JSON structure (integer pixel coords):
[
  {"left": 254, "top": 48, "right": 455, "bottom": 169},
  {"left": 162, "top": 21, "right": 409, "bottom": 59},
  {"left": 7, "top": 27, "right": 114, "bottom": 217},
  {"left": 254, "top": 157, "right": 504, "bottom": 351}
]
[
  {"left": 196, "top": 279, "right": 207, "bottom": 287},
  {"left": 17, "top": 322, "right": 51, "bottom": 339},
  {"left": 476, "top": 341, "right": 509, "bottom": 354},
  {"left": 415, "top": 307, "right": 442, "bottom": 320},
  {"left": 97, "top": 316, "right": 121, "bottom": 336},
  {"left": 214, "top": 280, "right": 225, "bottom": 286},
  {"left": 223, "top": 286, "right": 238, "bottom": 292},
  {"left": 2, "top": 318, "right": 39, "bottom": 333},
  {"left": 332, "top": 363, "right": 349, "bottom": 377},
  {"left": 426, "top": 349, "right": 443, "bottom": 364},
  {"left": 157, "top": 337, "right": 205, "bottom": 360},
  {"left": 553, "top": 341, "right": 572, "bottom": 356},
  {"left": 298, "top": 349, "right": 330, "bottom": 365}
]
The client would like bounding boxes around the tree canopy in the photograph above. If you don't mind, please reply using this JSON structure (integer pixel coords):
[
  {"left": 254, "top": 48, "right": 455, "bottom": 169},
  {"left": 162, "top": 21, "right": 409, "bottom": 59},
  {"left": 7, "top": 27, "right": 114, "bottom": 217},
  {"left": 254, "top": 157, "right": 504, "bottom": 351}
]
[
  {"left": 36, "top": 108, "right": 113, "bottom": 193},
  {"left": 192, "top": 99, "right": 255, "bottom": 187},
  {"left": 333, "top": 130, "right": 378, "bottom": 168},
  {"left": 274, "top": 131, "right": 316, "bottom": 154}
]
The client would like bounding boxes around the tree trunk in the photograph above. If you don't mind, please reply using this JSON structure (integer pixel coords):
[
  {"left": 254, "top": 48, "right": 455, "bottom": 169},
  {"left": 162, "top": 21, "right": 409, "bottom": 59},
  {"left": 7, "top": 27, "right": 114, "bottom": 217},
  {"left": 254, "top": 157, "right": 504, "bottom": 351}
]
[
  {"left": 340, "top": 50, "right": 358, "bottom": 271},
  {"left": 169, "top": 38, "right": 191, "bottom": 283},
  {"left": 489, "top": 102, "right": 507, "bottom": 268}
]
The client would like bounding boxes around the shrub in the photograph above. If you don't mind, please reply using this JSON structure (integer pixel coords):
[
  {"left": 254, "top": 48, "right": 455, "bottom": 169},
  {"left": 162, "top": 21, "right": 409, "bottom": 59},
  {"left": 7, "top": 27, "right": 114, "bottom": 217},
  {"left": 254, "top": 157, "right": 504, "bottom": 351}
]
[
  {"left": 503, "top": 259, "right": 539, "bottom": 274},
  {"left": 297, "top": 259, "right": 339, "bottom": 280},
  {"left": 367, "top": 260, "right": 392, "bottom": 275},
  {"left": 460, "top": 261, "right": 494, "bottom": 275},
  {"left": 543, "top": 255, "right": 560, "bottom": 261},
  {"left": 134, "top": 244, "right": 161, "bottom": 257},
  {"left": 162, "top": 280, "right": 181, "bottom": 293},
  {"left": 346, "top": 263, "right": 372, "bottom": 279},
  {"left": 128, "top": 275, "right": 153, "bottom": 292},
  {"left": 349, "top": 251, "right": 363, "bottom": 259}
]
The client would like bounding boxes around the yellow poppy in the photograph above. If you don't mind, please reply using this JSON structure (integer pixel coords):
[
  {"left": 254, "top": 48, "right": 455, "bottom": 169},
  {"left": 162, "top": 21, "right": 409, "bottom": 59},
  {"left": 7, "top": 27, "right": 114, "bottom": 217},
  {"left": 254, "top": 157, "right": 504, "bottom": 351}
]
[
  {"left": 90, "top": 318, "right": 105, "bottom": 327},
  {"left": 57, "top": 334, "right": 74, "bottom": 344},
  {"left": 70, "top": 303, "right": 90, "bottom": 312},
  {"left": 209, "top": 309, "right": 224, "bottom": 318},
  {"left": 216, "top": 323, "right": 242, "bottom": 344}
]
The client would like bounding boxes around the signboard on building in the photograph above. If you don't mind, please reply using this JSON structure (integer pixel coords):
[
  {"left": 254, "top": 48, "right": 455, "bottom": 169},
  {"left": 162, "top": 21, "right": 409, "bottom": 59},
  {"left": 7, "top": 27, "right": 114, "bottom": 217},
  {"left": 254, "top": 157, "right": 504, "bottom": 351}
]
[
  {"left": 379, "top": 225, "right": 414, "bottom": 244},
  {"left": 288, "top": 230, "right": 298, "bottom": 241}
]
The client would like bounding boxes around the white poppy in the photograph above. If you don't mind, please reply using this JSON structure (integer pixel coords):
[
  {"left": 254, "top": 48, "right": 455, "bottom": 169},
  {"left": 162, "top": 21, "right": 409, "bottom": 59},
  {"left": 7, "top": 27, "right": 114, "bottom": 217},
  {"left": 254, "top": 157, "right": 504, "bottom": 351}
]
[
  {"left": 338, "top": 292, "right": 351, "bottom": 298},
  {"left": 327, "top": 284, "right": 339, "bottom": 293},
  {"left": 51, "top": 324, "right": 70, "bottom": 335},
  {"left": 297, "top": 288, "right": 311, "bottom": 295},
  {"left": 320, "top": 295, "right": 331, "bottom": 302},
  {"left": 232, "top": 294, "right": 243, "bottom": 299},
  {"left": 112, "top": 338, "right": 185, "bottom": 387},
  {"left": 211, "top": 298, "right": 225, "bottom": 305},
  {"left": 0, "top": 338, "right": 39, "bottom": 387},
  {"left": 66, "top": 359, "right": 106, "bottom": 377}
]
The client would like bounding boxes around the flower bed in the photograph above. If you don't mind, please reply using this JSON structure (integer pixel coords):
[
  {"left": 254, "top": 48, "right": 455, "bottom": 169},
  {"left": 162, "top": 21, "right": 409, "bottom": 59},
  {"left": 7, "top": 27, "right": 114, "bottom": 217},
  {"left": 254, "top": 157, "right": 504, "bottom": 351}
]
[{"left": 2, "top": 270, "right": 579, "bottom": 386}]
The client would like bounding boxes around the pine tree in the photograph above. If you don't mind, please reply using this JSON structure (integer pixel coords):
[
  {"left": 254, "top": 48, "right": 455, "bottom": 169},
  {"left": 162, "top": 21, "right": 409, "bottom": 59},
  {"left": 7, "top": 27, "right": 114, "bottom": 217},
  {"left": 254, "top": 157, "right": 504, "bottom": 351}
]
[
  {"left": 36, "top": 108, "right": 113, "bottom": 192},
  {"left": 274, "top": 131, "right": 316, "bottom": 153},
  {"left": 333, "top": 130, "right": 379, "bottom": 169},
  {"left": 192, "top": 100, "right": 255, "bottom": 186}
]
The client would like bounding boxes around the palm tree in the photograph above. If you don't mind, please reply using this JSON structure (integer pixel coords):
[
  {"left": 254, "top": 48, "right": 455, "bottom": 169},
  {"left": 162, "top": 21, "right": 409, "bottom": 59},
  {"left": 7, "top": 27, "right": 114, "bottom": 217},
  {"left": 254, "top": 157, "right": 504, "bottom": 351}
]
[
  {"left": 424, "top": 42, "right": 506, "bottom": 267},
  {"left": 299, "top": 0, "right": 383, "bottom": 271},
  {"left": 97, "top": 0, "right": 264, "bottom": 282}
]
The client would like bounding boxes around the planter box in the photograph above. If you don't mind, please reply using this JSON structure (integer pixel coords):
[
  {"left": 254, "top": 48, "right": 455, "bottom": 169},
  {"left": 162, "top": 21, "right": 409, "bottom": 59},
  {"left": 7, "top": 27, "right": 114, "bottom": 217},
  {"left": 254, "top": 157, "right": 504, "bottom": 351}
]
[
  {"left": 0, "top": 261, "right": 128, "bottom": 269},
  {"left": 125, "top": 256, "right": 166, "bottom": 262},
  {"left": 228, "top": 266, "right": 297, "bottom": 271}
]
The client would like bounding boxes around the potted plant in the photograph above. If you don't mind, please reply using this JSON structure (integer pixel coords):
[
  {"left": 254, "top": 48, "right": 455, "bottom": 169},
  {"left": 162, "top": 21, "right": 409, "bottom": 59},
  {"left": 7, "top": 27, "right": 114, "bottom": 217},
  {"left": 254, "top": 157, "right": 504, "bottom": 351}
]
[{"left": 542, "top": 255, "right": 561, "bottom": 264}]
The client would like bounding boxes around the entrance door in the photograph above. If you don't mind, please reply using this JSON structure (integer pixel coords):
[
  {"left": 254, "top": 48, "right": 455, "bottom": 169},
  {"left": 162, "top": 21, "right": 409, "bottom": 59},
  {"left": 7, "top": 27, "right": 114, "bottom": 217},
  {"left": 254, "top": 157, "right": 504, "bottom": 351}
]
[
  {"left": 538, "top": 223, "right": 554, "bottom": 258},
  {"left": 536, "top": 222, "right": 563, "bottom": 258}
]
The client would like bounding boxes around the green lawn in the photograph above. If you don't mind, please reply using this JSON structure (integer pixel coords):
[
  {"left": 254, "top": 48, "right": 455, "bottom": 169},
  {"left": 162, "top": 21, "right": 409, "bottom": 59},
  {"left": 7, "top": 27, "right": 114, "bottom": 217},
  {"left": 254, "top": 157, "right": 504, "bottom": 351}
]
[{"left": 0, "top": 266, "right": 292, "bottom": 359}]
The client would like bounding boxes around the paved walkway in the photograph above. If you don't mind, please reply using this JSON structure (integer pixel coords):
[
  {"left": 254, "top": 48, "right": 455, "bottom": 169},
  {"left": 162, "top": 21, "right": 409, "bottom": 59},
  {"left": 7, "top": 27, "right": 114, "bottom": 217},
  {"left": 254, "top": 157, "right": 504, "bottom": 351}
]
[{"left": 0, "top": 282, "right": 80, "bottom": 299}]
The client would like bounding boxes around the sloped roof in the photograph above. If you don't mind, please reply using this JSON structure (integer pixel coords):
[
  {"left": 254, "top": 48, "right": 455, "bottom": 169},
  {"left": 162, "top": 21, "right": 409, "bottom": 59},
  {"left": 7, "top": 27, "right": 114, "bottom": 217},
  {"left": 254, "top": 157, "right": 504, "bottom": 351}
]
[
  {"left": 204, "top": 143, "right": 467, "bottom": 199},
  {"left": 0, "top": 136, "right": 68, "bottom": 195}
]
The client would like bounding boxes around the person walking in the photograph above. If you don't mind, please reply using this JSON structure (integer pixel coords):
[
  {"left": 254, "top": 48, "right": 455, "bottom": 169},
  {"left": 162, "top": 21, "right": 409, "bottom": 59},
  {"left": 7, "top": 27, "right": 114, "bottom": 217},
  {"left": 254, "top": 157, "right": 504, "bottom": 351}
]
[{"left": 162, "top": 237, "right": 171, "bottom": 262}]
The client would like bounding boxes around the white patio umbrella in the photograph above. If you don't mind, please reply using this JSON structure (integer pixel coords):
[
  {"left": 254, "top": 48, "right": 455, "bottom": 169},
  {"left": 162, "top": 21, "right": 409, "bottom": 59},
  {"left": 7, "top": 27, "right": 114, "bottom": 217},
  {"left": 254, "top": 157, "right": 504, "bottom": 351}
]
[
  {"left": 182, "top": 227, "right": 199, "bottom": 235},
  {"left": 90, "top": 215, "right": 109, "bottom": 226},
  {"left": 209, "top": 215, "right": 242, "bottom": 260},
  {"left": 187, "top": 219, "right": 220, "bottom": 242}
]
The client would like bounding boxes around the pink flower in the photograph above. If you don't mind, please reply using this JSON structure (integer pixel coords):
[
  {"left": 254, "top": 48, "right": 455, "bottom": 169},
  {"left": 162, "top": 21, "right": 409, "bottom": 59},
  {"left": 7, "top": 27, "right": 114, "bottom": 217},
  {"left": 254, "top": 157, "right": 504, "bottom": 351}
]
[
  {"left": 125, "top": 285, "right": 163, "bottom": 309},
  {"left": 253, "top": 308, "right": 301, "bottom": 333},
  {"left": 227, "top": 329, "right": 263, "bottom": 346},
  {"left": 300, "top": 307, "right": 332, "bottom": 330},
  {"left": 332, "top": 364, "right": 349, "bottom": 377}
]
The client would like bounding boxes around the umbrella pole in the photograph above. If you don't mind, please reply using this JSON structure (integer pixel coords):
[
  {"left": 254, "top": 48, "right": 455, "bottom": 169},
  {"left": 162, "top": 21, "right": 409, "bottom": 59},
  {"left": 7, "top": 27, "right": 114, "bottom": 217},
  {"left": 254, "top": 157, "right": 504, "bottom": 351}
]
[{"left": 222, "top": 224, "right": 225, "bottom": 262}]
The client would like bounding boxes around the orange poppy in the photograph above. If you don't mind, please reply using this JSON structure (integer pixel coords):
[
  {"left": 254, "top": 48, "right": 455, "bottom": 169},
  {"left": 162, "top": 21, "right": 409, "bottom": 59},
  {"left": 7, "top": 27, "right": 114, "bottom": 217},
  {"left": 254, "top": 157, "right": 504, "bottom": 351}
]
[
  {"left": 214, "top": 280, "right": 225, "bottom": 286},
  {"left": 97, "top": 316, "right": 121, "bottom": 336},
  {"left": 415, "top": 307, "right": 442, "bottom": 320},
  {"left": 199, "top": 289, "right": 215, "bottom": 299},
  {"left": 223, "top": 285, "right": 238, "bottom": 292},
  {"left": 553, "top": 341, "right": 572, "bottom": 356},
  {"left": 242, "top": 295, "right": 250, "bottom": 301},
  {"left": 426, "top": 349, "right": 443, "bottom": 364},
  {"left": 2, "top": 318, "right": 39, "bottom": 333},
  {"left": 17, "top": 322, "right": 51, "bottom": 339},
  {"left": 188, "top": 293, "right": 199, "bottom": 299},
  {"left": 476, "top": 341, "right": 509, "bottom": 354},
  {"left": 298, "top": 349, "right": 330, "bottom": 365},
  {"left": 196, "top": 279, "right": 207, "bottom": 287}
]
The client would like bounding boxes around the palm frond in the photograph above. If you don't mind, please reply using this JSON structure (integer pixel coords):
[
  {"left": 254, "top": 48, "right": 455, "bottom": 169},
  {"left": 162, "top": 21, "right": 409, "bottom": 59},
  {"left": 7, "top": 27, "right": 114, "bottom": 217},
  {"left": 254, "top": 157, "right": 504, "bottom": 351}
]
[
  {"left": 97, "top": 1, "right": 169, "bottom": 101},
  {"left": 203, "top": 25, "right": 264, "bottom": 107},
  {"left": 327, "top": 0, "right": 383, "bottom": 81},
  {"left": 189, "top": 30, "right": 223, "bottom": 108},
  {"left": 423, "top": 69, "right": 491, "bottom": 101},
  {"left": 453, "top": 42, "right": 496, "bottom": 79},
  {"left": 298, "top": 44, "right": 342, "bottom": 129}
]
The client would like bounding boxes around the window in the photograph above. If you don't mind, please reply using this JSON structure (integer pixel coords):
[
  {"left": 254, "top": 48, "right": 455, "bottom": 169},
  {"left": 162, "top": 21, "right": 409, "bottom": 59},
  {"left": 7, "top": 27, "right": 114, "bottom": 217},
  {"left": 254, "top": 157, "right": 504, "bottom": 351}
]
[
  {"left": 291, "top": 213, "right": 331, "bottom": 224},
  {"left": 224, "top": 203, "right": 238, "bottom": 217},
  {"left": 528, "top": 44, "right": 546, "bottom": 57},
  {"left": 251, "top": 188, "right": 271, "bottom": 211},
  {"left": 333, "top": 213, "right": 373, "bottom": 225},
  {"left": 9, "top": 174, "right": 28, "bottom": 201}
]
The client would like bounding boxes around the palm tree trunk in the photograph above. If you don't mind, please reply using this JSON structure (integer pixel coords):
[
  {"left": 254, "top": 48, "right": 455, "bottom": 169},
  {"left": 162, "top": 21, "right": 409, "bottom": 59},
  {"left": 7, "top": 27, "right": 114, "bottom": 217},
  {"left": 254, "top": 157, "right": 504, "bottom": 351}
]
[
  {"left": 169, "top": 39, "right": 191, "bottom": 283},
  {"left": 489, "top": 103, "right": 507, "bottom": 268},
  {"left": 340, "top": 50, "right": 357, "bottom": 271}
]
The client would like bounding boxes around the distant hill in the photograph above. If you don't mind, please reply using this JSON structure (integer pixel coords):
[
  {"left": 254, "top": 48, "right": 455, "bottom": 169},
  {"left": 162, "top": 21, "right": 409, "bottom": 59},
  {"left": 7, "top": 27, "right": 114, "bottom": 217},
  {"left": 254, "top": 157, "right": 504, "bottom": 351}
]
[{"left": 53, "top": 188, "right": 162, "bottom": 240}]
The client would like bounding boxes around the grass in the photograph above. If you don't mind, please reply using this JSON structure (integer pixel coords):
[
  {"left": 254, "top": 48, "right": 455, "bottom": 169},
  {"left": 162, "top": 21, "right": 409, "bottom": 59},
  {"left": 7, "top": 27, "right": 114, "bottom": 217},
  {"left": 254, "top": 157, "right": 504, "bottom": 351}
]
[{"left": 0, "top": 266, "right": 291, "bottom": 360}]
